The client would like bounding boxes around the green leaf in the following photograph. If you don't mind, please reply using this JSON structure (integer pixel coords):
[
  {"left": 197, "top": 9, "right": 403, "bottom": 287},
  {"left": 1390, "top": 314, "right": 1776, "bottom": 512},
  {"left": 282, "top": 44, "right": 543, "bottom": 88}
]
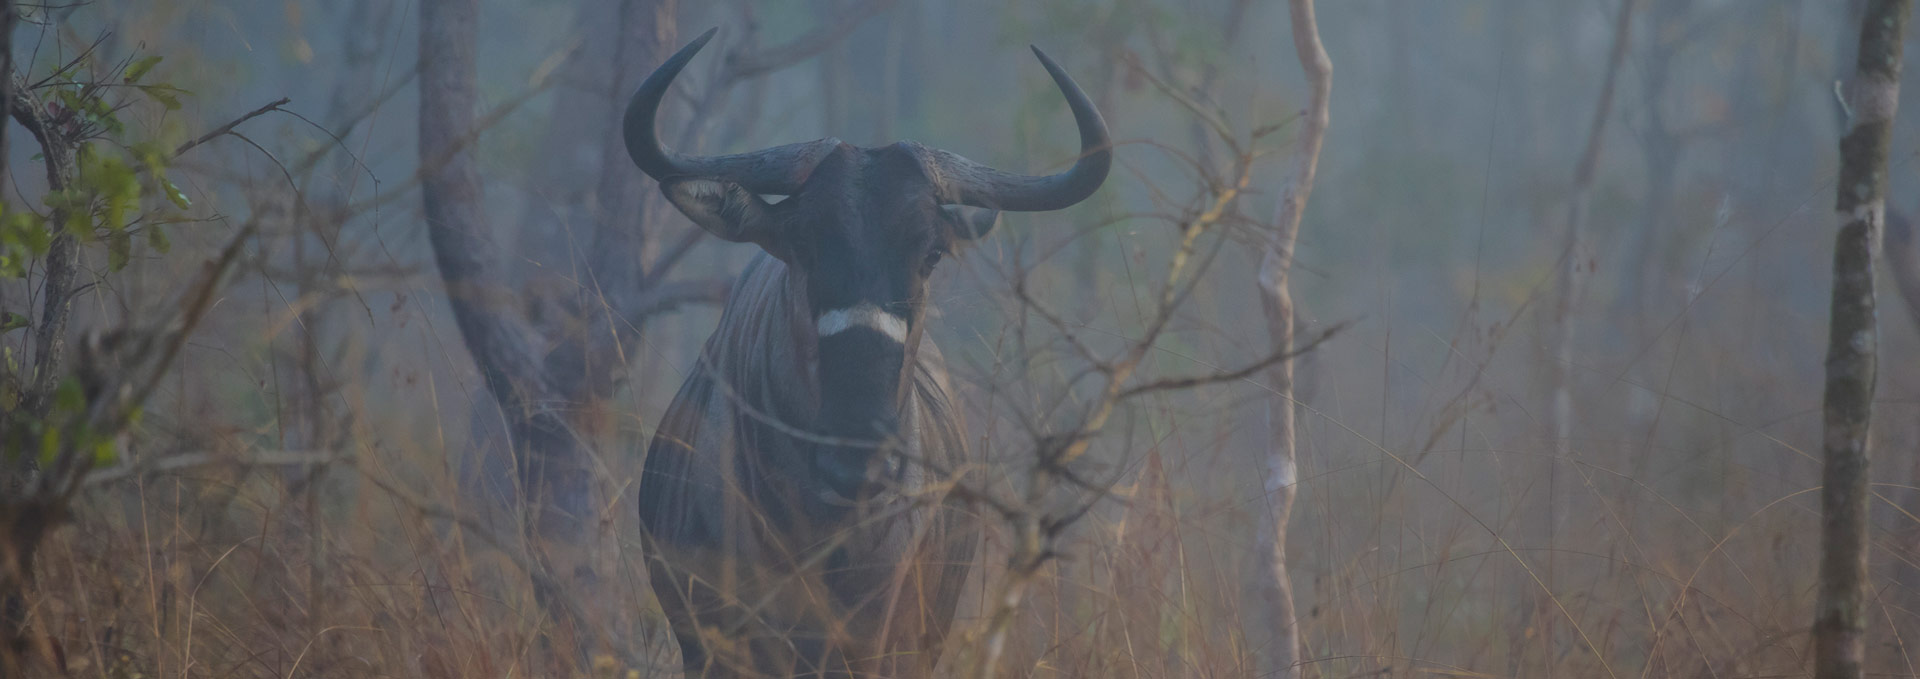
[
  {"left": 93, "top": 437, "right": 117, "bottom": 467},
  {"left": 54, "top": 377, "right": 84, "bottom": 414},
  {"left": 130, "top": 141, "right": 170, "bottom": 172},
  {"left": 146, "top": 226, "right": 170, "bottom": 254},
  {"left": 138, "top": 84, "right": 185, "bottom": 111},
  {"left": 124, "top": 55, "right": 163, "bottom": 84},
  {"left": 162, "top": 178, "right": 190, "bottom": 209},
  {"left": 76, "top": 144, "right": 142, "bottom": 232},
  {"left": 8, "top": 210, "right": 51, "bottom": 255},
  {"left": 0, "top": 311, "right": 27, "bottom": 333},
  {"left": 38, "top": 426, "right": 59, "bottom": 467},
  {"left": 107, "top": 231, "right": 131, "bottom": 271}
]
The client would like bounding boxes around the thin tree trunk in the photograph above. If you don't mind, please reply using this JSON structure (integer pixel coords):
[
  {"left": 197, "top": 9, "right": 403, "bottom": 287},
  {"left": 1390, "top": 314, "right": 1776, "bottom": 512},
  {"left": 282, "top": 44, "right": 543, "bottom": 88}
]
[
  {"left": 0, "top": 3, "right": 21, "bottom": 669},
  {"left": 0, "top": 3, "right": 14, "bottom": 486},
  {"left": 1540, "top": 1, "right": 1635, "bottom": 671},
  {"left": 1253, "top": 2, "right": 1329, "bottom": 677},
  {"left": 1816, "top": 2, "right": 1908, "bottom": 677},
  {"left": 0, "top": 0, "right": 10, "bottom": 197},
  {"left": 14, "top": 75, "right": 81, "bottom": 432}
]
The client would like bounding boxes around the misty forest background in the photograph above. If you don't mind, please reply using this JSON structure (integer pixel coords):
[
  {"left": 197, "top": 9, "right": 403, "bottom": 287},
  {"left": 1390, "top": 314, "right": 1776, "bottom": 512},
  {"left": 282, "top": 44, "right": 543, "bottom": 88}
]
[{"left": 2, "top": 0, "right": 1918, "bottom": 677}]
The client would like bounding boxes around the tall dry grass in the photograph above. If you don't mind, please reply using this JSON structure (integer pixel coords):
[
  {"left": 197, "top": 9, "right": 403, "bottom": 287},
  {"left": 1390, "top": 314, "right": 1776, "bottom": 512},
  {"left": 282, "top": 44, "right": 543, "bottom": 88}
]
[{"left": 14, "top": 1, "right": 1920, "bottom": 678}]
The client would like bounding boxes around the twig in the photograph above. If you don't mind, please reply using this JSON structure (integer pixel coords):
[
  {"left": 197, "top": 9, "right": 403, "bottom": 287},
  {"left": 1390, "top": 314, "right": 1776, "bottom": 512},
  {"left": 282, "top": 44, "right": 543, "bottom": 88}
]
[
  {"left": 346, "top": 77, "right": 553, "bottom": 216},
  {"left": 719, "top": 0, "right": 898, "bottom": 85},
  {"left": 172, "top": 97, "right": 290, "bottom": 157},
  {"left": 1117, "top": 320, "right": 1350, "bottom": 400},
  {"left": 1117, "top": 51, "right": 1235, "bottom": 149}
]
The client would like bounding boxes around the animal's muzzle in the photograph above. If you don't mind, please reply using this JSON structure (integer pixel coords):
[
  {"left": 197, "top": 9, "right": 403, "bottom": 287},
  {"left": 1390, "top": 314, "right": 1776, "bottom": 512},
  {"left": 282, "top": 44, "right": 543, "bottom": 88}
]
[{"left": 811, "top": 305, "right": 910, "bottom": 508}]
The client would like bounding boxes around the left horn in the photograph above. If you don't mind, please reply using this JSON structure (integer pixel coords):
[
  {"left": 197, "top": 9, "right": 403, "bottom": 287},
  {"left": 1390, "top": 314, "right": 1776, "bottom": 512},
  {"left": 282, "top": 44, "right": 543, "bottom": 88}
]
[{"left": 925, "top": 46, "right": 1112, "bottom": 212}]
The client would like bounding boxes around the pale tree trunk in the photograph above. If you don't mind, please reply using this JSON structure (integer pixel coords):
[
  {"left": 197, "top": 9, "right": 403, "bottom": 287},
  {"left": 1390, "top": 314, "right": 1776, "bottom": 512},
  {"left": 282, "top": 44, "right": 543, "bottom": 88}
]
[
  {"left": 1252, "top": 2, "right": 1329, "bottom": 677},
  {"left": 1539, "top": 1, "right": 1634, "bottom": 671},
  {"left": 1816, "top": 2, "right": 1907, "bottom": 677}
]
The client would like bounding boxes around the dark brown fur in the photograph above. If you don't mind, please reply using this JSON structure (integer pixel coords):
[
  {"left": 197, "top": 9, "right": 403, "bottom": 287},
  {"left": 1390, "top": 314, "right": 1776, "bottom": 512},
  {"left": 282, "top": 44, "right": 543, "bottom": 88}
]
[{"left": 639, "top": 251, "right": 977, "bottom": 678}]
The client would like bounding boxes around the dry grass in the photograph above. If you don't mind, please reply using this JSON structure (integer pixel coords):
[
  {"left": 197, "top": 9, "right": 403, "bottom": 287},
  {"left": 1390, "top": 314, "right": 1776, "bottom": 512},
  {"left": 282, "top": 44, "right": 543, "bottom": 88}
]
[
  {"left": 21, "top": 188, "right": 1920, "bottom": 678},
  {"left": 13, "top": 2, "right": 1920, "bottom": 678}
]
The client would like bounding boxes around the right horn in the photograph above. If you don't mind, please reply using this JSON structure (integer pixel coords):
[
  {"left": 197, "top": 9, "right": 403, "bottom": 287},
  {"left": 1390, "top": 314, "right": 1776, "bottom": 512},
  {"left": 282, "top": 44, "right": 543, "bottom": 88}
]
[
  {"left": 623, "top": 27, "right": 838, "bottom": 195},
  {"left": 927, "top": 46, "right": 1112, "bottom": 212}
]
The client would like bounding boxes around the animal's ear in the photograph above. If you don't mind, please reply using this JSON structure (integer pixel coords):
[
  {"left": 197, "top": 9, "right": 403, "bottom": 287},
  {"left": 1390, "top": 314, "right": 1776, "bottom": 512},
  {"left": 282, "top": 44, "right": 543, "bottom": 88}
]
[
  {"left": 661, "top": 178, "right": 781, "bottom": 245},
  {"left": 941, "top": 205, "right": 1000, "bottom": 241}
]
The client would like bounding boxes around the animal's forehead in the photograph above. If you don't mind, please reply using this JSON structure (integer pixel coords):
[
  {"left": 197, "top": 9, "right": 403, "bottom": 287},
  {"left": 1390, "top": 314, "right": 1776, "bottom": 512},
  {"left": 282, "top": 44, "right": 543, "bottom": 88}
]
[
  {"left": 808, "top": 143, "right": 935, "bottom": 195},
  {"left": 794, "top": 144, "right": 943, "bottom": 244}
]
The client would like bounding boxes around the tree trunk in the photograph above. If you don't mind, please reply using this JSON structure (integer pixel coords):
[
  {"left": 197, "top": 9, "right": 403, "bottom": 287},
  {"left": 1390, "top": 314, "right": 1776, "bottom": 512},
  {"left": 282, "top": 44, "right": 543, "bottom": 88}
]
[
  {"left": 419, "top": 0, "right": 610, "bottom": 659},
  {"left": 1252, "top": 2, "right": 1329, "bottom": 677},
  {"left": 0, "top": 0, "right": 15, "bottom": 490},
  {"left": 0, "top": 0, "right": 10, "bottom": 197},
  {"left": 0, "top": 0, "right": 20, "bottom": 647},
  {"left": 1539, "top": 1, "right": 1634, "bottom": 671},
  {"left": 1815, "top": 2, "right": 1908, "bottom": 677}
]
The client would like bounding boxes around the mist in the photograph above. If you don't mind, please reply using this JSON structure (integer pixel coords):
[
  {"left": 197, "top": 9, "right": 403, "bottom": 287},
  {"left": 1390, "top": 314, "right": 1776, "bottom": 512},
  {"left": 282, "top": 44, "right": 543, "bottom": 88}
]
[{"left": 1, "top": 1, "right": 1914, "bottom": 677}]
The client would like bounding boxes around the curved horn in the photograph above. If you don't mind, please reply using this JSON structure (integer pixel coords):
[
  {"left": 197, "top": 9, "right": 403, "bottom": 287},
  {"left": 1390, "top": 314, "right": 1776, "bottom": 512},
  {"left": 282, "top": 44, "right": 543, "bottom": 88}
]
[
  {"left": 624, "top": 27, "right": 838, "bottom": 195},
  {"left": 928, "top": 46, "right": 1112, "bottom": 212}
]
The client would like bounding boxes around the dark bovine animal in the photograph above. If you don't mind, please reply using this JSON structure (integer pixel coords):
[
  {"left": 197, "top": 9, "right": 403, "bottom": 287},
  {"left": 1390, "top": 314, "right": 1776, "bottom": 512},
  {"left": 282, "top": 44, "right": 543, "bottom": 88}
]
[{"left": 628, "top": 29, "right": 1111, "bottom": 678}]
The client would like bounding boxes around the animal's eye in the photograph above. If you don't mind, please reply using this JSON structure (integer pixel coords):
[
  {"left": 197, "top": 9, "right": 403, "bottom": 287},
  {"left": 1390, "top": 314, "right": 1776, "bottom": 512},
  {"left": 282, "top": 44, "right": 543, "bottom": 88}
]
[{"left": 921, "top": 247, "right": 947, "bottom": 272}]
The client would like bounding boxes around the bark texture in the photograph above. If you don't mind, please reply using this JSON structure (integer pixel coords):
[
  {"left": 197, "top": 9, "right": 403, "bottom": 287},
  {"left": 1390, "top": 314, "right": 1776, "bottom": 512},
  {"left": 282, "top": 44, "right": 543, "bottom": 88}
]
[
  {"left": 1252, "top": 2, "right": 1329, "bottom": 677},
  {"left": 419, "top": 0, "right": 616, "bottom": 654},
  {"left": 1816, "top": 2, "right": 1908, "bottom": 677}
]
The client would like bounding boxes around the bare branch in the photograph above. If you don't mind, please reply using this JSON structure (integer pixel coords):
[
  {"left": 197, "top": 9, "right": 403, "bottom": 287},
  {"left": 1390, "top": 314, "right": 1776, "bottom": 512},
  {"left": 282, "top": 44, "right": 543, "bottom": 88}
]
[
  {"left": 1117, "top": 319, "right": 1349, "bottom": 400},
  {"left": 171, "top": 97, "right": 291, "bottom": 157}
]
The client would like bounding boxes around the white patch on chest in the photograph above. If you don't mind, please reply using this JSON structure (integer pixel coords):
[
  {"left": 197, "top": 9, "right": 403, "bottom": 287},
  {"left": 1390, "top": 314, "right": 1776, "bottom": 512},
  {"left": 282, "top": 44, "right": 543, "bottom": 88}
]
[{"left": 816, "top": 302, "right": 908, "bottom": 344}]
